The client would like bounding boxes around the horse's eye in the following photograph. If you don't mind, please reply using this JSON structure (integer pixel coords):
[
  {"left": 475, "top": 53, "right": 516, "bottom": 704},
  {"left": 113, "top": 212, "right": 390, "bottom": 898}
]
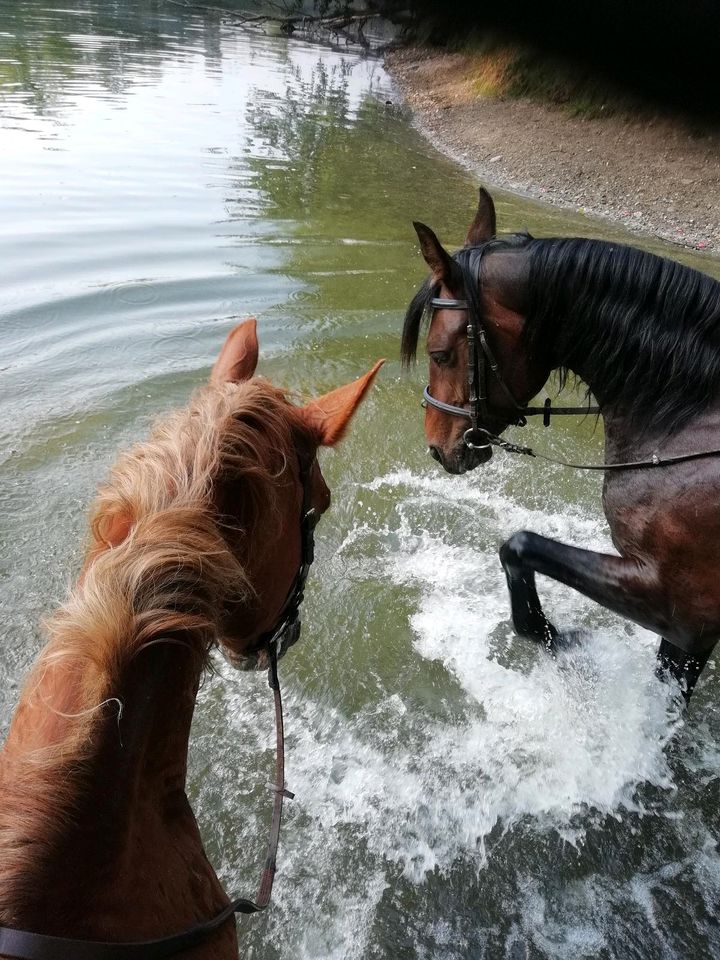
[{"left": 430, "top": 350, "right": 451, "bottom": 366}]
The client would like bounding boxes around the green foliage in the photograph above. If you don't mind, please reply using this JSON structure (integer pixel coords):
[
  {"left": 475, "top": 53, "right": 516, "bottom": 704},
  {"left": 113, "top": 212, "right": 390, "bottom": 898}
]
[
  {"left": 461, "top": 36, "right": 642, "bottom": 120},
  {"left": 503, "top": 48, "right": 626, "bottom": 119}
]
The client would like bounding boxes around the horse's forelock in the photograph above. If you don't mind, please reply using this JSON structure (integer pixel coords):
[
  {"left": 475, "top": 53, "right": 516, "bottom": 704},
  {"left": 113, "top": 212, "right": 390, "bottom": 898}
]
[
  {"left": 94, "top": 379, "right": 307, "bottom": 540},
  {"left": 402, "top": 234, "right": 534, "bottom": 368},
  {"left": 401, "top": 277, "right": 435, "bottom": 367}
]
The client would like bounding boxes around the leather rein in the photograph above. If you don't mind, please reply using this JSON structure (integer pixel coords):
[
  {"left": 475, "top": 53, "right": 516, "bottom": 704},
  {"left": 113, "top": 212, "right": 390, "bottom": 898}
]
[
  {"left": 423, "top": 288, "right": 720, "bottom": 472},
  {"left": 0, "top": 467, "right": 319, "bottom": 960}
]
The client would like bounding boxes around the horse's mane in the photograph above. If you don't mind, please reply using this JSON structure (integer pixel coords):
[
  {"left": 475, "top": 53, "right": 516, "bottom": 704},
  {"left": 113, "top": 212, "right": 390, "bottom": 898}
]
[
  {"left": 0, "top": 377, "right": 313, "bottom": 920},
  {"left": 526, "top": 238, "right": 720, "bottom": 434},
  {"left": 402, "top": 234, "right": 720, "bottom": 436},
  {"left": 70, "top": 376, "right": 310, "bottom": 677}
]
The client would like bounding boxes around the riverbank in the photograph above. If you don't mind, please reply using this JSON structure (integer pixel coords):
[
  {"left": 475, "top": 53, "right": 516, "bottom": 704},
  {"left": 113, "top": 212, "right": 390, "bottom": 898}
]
[{"left": 384, "top": 46, "right": 720, "bottom": 254}]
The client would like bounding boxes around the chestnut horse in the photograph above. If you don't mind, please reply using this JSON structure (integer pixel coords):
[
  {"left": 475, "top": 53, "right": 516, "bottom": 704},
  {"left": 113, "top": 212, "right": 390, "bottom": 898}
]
[
  {"left": 0, "top": 319, "right": 381, "bottom": 957},
  {"left": 403, "top": 188, "right": 720, "bottom": 703}
]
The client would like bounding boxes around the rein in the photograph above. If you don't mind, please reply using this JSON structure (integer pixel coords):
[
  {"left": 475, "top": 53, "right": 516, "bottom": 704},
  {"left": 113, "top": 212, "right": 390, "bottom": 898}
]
[
  {"left": 0, "top": 466, "right": 319, "bottom": 960},
  {"left": 459, "top": 423, "right": 720, "bottom": 472},
  {"left": 423, "top": 291, "right": 720, "bottom": 472}
]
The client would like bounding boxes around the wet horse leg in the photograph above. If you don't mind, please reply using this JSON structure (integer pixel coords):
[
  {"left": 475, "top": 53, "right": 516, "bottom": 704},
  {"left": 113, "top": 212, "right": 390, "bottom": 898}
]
[
  {"left": 499, "top": 531, "right": 716, "bottom": 699},
  {"left": 656, "top": 640, "right": 715, "bottom": 702},
  {"left": 498, "top": 547, "right": 559, "bottom": 649},
  {"left": 499, "top": 531, "right": 669, "bottom": 637}
]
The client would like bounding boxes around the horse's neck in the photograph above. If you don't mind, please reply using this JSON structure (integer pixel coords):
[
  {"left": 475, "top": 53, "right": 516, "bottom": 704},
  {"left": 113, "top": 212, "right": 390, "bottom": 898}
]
[
  {"left": 602, "top": 400, "right": 720, "bottom": 461},
  {"left": 525, "top": 238, "right": 720, "bottom": 445},
  {"left": 0, "top": 635, "right": 226, "bottom": 937}
]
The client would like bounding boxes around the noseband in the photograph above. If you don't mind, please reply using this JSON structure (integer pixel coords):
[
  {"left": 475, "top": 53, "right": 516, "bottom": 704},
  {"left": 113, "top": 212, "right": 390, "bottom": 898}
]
[
  {"left": 0, "top": 463, "right": 319, "bottom": 960},
  {"left": 423, "top": 272, "right": 599, "bottom": 452}
]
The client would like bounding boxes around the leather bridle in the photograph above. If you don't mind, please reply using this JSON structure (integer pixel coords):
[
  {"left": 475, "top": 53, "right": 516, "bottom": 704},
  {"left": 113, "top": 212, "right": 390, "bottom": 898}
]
[
  {"left": 233, "top": 457, "right": 318, "bottom": 672},
  {"left": 0, "top": 461, "right": 319, "bottom": 960},
  {"left": 422, "top": 291, "right": 599, "bottom": 455},
  {"left": 422, "top": 271, "right": 720, "bottom": 472}
]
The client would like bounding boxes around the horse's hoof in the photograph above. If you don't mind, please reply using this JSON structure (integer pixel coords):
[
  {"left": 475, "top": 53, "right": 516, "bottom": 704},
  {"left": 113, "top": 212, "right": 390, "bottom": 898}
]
[{"left": 511, "top": 614, "right": 559, "bottom": 650}]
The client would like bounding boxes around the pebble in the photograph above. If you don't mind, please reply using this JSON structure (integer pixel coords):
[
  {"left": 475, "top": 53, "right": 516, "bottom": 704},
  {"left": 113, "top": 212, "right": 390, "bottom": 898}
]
[{"left": 385, "top": 47, "right": 719, "bottom": 255}]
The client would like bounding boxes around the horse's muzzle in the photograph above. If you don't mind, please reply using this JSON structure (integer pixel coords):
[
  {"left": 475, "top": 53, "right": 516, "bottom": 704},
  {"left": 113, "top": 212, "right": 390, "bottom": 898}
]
[
  {"left": 223, "top": 616, "right": 302, "bottom": 672},
  {"left": 429, "top": 443, "right": 492, "bottom": 474}
]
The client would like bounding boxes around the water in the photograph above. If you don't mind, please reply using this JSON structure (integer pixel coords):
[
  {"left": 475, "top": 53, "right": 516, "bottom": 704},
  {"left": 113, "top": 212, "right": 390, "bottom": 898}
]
[{"left": 2, "top": 3, "right": 720, "bottom": 957}]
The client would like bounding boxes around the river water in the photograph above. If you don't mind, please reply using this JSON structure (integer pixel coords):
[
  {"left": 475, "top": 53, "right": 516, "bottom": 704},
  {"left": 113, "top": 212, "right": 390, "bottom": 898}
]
[{"left": 1, "top": 3, "right": 720, "bottom": 957}]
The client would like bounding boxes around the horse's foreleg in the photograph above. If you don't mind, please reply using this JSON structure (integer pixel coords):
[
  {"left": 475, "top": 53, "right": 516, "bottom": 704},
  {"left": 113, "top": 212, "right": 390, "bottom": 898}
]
[
  {"left": 499, "top": 530, "right": 668, "bottom": 643},
  {"left": 499, "top": 543, "right": 559, "bottom": 649},
  {"left": 499, "top": 531, "right": 718, "bottom": 700}
]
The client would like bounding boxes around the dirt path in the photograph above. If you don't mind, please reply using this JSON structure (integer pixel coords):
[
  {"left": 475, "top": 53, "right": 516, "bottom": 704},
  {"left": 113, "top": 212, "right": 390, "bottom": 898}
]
[{"left": 385, "top": 47, "right": 720, "bottom": 254}]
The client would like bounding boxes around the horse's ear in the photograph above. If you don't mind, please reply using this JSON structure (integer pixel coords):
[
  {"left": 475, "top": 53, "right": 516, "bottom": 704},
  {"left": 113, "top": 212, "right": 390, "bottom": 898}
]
[
  {"left": 300, "top": 360, "right": 384, "bottom": 446},
  {"left": 413, "top": 222, "right": 455, "bottom": 285},
  {"left": 465, "top": 187, "right": 497, "bottom": 246},
  {"left": 211, "top": 318, "right": 259, "bottom": 384}
]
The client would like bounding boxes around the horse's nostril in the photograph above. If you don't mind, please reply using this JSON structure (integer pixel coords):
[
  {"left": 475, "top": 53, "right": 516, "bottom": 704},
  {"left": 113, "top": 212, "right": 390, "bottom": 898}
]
[{"left": 428, "top": 446, "right": 442, "bottom": 463}]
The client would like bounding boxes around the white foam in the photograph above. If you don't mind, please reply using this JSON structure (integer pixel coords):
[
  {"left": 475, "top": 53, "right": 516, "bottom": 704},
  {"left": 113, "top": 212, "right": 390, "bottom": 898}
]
[{"left": 198, "top": 464, "right": 691, "bottom": 956}]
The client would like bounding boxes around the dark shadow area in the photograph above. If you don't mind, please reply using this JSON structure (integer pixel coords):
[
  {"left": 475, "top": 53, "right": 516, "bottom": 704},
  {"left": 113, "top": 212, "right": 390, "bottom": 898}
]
[
  {"left": 403, "top": 0, "right": 720, "bottom": 121},
  {"left": 172, "top": 1, "right": 720, "bottom": 120}
]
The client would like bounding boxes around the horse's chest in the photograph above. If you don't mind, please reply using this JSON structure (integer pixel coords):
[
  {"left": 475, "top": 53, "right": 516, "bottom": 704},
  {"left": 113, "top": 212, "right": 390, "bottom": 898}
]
[
  {"left": 601, "top": 476, "right": 668, "bottom": 556},
  {"left": 603, "top": 467, "right": 720, "bottom": 561}
]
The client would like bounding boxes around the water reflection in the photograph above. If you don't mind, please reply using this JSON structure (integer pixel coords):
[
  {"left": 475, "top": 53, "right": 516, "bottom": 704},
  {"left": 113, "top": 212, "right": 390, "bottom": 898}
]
[
  {"left": 241, "top": 55, "right": 467, "bottom": 335},
  {"left": 247, "top": 58, "right": 358, "bottom": 211},
  {"left": 0, "top": 1, "right": 240, "bottom": 115}
]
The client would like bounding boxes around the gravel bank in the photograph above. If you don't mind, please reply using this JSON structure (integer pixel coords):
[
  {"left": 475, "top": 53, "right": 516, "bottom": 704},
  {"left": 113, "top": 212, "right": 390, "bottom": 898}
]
[{"left": 385, "top": 46, "right": 720, "bottom": 254}]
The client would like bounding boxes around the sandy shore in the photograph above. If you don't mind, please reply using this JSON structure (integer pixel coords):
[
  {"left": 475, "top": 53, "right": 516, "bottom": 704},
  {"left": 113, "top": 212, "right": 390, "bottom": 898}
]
[{"left": 385, "top": 47, "right": 720, "bottom": 254}]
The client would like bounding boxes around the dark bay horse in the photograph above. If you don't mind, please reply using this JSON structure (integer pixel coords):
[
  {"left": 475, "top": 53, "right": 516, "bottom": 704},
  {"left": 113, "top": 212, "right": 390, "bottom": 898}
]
[
  {"left": 402, "top": 188, "right": 720, "bottom": 702},
  {"left": 0, "top": 318, "right": 382, "bottom": 958}
]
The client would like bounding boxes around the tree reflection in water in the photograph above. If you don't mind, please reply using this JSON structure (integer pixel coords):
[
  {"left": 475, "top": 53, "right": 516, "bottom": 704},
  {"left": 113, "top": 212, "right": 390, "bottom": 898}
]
[{"left": 0, "top": 0, "right": 229, "bottom": 114}]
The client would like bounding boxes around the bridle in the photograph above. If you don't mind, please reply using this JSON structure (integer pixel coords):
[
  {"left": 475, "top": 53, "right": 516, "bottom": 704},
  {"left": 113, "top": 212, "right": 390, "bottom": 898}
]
[
  {"left": 0, "top": 462, "right": 319, "bottom": 960},
  {"left": 422, "top": 286, "right": 599, "bottom": 457},
  {"left": 233, "top": 456, "right": 318, "bottom": 672},
  {"left": 422, "top": 266, "right": 720, "bottom": 472}
]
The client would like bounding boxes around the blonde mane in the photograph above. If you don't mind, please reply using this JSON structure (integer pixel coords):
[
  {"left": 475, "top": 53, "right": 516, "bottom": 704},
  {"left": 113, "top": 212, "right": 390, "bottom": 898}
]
[
  {"left": 65, "top": 377, "right": 311, "bottom": 679},
  {"left": 0, "top": 377, "right": 315, "bottom": 920}
]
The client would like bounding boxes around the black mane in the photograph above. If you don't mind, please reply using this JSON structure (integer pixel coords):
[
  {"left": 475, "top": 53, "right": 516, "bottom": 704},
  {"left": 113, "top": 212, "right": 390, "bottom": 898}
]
[
  {"left": 402, "top": 234, "right": 720, "bottom": 436},
  {"left": 527, "top": 238, "right": 720, "bottom": 434}
]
